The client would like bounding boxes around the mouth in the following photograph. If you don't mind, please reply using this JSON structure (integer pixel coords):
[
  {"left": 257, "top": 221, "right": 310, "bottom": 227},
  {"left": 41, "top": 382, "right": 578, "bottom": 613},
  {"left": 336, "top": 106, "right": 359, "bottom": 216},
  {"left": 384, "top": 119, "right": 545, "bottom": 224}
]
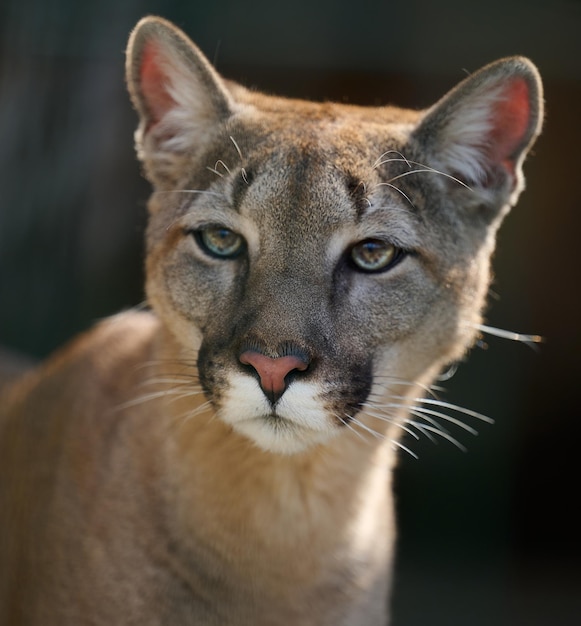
[{"left": 230, "top": 412, "right": 336, "bottom": 455}]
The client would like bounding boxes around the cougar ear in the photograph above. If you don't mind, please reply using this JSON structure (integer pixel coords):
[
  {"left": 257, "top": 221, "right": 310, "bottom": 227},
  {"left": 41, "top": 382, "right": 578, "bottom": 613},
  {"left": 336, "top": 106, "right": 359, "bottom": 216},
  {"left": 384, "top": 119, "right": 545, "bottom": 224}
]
[
  {"left": 126, "top": 16, "right": 235, "bottom": 186},
  {"left": 411, "top": 57, "right": 543, "bottom": 208}
]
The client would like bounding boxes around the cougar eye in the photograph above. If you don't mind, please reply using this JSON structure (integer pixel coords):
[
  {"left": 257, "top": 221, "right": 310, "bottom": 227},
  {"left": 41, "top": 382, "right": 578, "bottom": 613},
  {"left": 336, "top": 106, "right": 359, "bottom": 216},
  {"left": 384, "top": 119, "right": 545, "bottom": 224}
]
[
  {"left": 350, "top": 239, "right": 403, "bottom": 273},
  {"left": 194, "top": 226, "right": 245, "bottom": 258}
]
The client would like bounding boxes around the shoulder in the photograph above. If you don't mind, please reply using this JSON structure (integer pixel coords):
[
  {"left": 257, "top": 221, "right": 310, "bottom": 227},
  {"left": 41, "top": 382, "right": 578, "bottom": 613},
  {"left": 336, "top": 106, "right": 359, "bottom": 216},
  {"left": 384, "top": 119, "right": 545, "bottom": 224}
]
[
  {"left": 75, "top": 309, "right": 161, "bottom": 360},
  {"left": 43, "top": 308, "right": 160, "bottom": 375},
  {"left": 2, "top": 309, "right": 162, "bottom": 412}
]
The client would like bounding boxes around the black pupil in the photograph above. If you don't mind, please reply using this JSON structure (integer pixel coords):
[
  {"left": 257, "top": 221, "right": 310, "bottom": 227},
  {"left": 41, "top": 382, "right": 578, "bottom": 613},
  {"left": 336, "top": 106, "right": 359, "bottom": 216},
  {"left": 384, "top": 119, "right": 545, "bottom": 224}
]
[
  {"left": 362, "top": 241, "right": 383, "bottom": 260},
  {"left": 214, "top": 229, "right": 235, "bottom": 249},
  {"left": 355, "top": 240, "right": 393, "bottom": 268}
]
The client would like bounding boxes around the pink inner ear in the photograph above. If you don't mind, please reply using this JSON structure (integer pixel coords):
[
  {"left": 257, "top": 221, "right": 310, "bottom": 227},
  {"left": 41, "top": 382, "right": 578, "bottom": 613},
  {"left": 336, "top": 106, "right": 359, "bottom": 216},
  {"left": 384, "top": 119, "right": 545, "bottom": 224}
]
[
  {"left": 489, "top": 78, "right": 531, "bottom": 174},
  {"left": 140, "top": 42, "right": 176, "bottom": 128}
]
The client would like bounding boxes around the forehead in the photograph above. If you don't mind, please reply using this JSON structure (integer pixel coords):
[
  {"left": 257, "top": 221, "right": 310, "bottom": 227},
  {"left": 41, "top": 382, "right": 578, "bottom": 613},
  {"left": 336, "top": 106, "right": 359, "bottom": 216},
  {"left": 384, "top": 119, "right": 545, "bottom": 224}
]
[
  {"left": 225, "top": 120, "right": 385, "bottom": 228},
  {"left": 242, "top": 151, "right": 357, "bottom": 219}
]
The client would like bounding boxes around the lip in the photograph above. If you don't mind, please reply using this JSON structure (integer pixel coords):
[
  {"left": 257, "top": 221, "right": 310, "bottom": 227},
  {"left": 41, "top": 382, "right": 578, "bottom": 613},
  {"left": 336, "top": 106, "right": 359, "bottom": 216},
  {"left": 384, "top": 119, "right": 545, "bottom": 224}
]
[{"left": 239, "top": 413, "right": 312, "bottom": 433}]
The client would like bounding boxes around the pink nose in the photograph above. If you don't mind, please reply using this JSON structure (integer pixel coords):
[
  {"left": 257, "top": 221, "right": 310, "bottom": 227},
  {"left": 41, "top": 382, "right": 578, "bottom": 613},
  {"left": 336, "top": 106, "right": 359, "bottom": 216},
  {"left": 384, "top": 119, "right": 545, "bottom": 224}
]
[{"left": 239, "top": 350, "right": 309, "bottom": 403}]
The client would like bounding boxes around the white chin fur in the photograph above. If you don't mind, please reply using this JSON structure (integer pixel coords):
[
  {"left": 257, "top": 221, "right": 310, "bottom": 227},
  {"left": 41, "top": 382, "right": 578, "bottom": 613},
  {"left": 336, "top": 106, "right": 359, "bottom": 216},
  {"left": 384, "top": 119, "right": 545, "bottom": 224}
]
[{"left": 220, "top": 375, "right": 338, "bottom": 455}]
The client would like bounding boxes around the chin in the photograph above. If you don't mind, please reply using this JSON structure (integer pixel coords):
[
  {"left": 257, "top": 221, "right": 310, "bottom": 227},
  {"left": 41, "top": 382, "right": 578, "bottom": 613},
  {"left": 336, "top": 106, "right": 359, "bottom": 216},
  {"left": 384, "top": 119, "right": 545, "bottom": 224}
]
[{"left": 231, "top": 416, "right": 338, "bottom": 456}]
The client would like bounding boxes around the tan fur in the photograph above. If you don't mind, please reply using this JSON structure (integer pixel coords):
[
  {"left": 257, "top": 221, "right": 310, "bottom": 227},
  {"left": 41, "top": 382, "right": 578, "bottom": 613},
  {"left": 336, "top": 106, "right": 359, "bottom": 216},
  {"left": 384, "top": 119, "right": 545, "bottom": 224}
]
[{"left": 0, "top": 16, "right": 543, "bottom": 625}]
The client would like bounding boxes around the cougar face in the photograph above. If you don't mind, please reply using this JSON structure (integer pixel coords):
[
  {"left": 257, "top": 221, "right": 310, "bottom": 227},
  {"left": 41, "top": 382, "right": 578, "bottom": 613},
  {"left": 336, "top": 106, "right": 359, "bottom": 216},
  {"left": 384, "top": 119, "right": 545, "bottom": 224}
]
[
  {"left": 125, "top": 17, "right": 542, "bottom": 456},
  {"left": 144, "top": 120, "right": 483, "bottom": 454}
]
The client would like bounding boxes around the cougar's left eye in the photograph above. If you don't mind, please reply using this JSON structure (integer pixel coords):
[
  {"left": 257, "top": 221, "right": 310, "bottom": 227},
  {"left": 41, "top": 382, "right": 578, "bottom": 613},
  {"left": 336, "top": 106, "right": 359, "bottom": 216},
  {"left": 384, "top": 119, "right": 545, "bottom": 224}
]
[
  {"left": 350, "top": 239, "right": 403, "bottom": 273},
  {"left": 194, "top": 226, "right": 245, "bottom": 258}
]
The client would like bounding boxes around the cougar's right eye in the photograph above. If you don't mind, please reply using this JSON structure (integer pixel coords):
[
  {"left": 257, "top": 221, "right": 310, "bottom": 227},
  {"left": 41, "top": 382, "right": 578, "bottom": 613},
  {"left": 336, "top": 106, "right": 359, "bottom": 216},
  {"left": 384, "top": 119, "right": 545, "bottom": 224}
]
[
  {"left": 349, "top": 238, "right": 404, "bottom": 273},
  {"left": 193, "top": 226, "right": 245, "bottom": 259}
]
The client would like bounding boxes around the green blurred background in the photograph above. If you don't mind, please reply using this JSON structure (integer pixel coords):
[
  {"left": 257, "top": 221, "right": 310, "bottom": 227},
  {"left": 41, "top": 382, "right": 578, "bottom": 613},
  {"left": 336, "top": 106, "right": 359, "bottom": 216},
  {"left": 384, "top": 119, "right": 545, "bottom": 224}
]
[{"left": 0, "top": 0, "right": 579, "bottom": 623}]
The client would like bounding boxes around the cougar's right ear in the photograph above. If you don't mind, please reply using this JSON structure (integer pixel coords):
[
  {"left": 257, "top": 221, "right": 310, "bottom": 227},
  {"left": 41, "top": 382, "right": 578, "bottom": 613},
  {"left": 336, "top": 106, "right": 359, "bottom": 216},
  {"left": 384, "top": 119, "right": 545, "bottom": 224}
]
[{"left": 126, "top": 16, "right": 235, "bottom": 187}]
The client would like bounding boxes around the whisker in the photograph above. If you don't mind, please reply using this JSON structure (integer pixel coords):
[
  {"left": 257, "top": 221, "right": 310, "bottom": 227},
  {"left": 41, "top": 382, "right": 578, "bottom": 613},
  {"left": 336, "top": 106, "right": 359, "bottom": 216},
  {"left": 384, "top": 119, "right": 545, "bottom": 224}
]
[
  {"left": 349, "top": 416, "right": 384, "bottom": 440},
  {"left": 409, "top": 406, "right": 478, "bottom": 435},
  {"left": 406, "top": 413, "right": 439, "bottom": 444},
  {"left": 408, "top": 421, "right": 468, "bottom": 452},
  {"left": 138, "top": 377, "right": 200, "bottom": 387},
  {"left": 388, "top": 395, "right": 493, "bottom": 424},
  {"left": 114, "top": 387, "right": 205, "bottom": 412},
  {"left": 372, "top": 401, "right": 451, "bottom": 443},
  {"left": 229, "top": 135, "right": 244, "bottom": 160},
  {"left": 390, "top": 437, "right": 419, "bottom": 460},
  {"left": 215, "top": 160, "right": 231, "bottom": 174},
  {"left": 473, "top": 323, "right": 543, "bottom": 348},
  {"left": 228, "top": 136, "right": 250, "bottom": 185},
  {"left": 373, "top": 182, "right": 415, "bottom": 209},
  {"left": 152, "top": 189, "right": 224, "bottom": 198},
  {"left": 131, "top": 360, "right": 200, "bottom": 378},
  {"left": 133, "top": 357, "right": 200, "bottom": 369},
  {"left": 361, "top": 406, "right": 420, "bottom": 440},
  {"left": 350, "top": 415, "right": 422, "bottom": 459},
  {"left": 373, "top": 154, "right": 471, "bottom": 190},
  {"left": 335, "top": 413, "right": 370, "bottom": 444},
  {"left": 157, "top": 399, "right": 214, "bottom": 438},
  {"left": 114, "top": 389, "right": 186, "bottom": 411},
  {"left": 371, "top": 376, "right": 440, "bottom": 396},
  {"left": 166, "top": 389, "right": 206, "bottom": 403},
  {"left": 372, "top": 150, "right": 412, "bottom": 170},
  {"left": 409, "top": 408, "right": 451, "bottom": 433},
  {"left": 207, "top": 157, "right": 233, "bottom": 178},
  {"left": 174, "top": 400, "right": 213, "bottom": 424},
  {"left": 387, "top": 168, "right": 470, "bottom": 189},
  {"left": 416, "top": 398, "right": 493, "bottom": 424}
]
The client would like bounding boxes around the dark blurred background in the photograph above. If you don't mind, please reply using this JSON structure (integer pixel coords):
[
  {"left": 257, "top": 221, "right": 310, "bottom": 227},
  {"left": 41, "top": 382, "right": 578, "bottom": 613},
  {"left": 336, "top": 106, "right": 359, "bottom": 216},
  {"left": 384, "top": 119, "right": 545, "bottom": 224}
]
[{"left": 0, "top": 0, "right": 579, "bottom": 624}]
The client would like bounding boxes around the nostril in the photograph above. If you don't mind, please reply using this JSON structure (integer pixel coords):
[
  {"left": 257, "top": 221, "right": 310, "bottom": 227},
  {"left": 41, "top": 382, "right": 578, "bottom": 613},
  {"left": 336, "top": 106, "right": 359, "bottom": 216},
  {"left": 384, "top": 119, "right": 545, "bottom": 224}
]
[{"left": 239, "top": 350, "right": 309, "bottom": 403}]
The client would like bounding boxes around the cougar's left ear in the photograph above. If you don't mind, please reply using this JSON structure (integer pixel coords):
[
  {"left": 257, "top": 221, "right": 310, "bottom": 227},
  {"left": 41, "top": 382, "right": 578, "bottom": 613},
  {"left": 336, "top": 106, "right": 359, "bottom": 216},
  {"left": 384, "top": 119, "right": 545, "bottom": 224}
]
[
  {"left": 410, "top": 57, "right": 543, "bottom": 210},
  {"left": 126, "top": 16, "right": 235, "bottom": 187}
]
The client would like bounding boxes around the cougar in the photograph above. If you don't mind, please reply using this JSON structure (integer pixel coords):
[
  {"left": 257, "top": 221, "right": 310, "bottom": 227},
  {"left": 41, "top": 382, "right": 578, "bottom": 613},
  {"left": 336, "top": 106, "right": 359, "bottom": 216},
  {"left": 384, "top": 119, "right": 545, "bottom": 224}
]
[{"left": 0, "top": 16, "right": 543, "bottom": 625}]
